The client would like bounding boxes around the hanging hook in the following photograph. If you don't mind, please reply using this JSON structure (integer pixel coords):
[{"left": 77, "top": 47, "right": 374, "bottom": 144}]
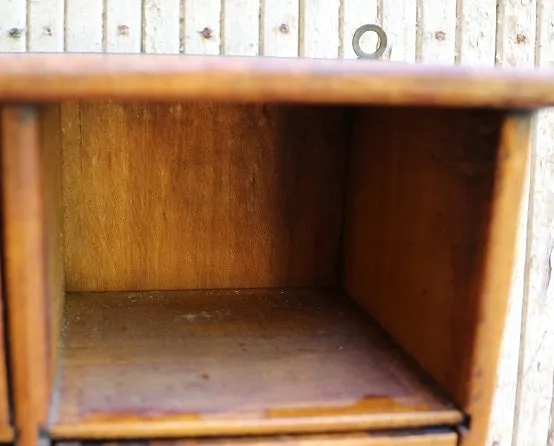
[{"left": 352, "top": 24, "right": 388, "bottom": 60}]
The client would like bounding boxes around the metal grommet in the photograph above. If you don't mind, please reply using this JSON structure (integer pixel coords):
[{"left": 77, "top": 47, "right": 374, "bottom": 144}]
[{"left": 352, "top": 24, "right": 387, "bottom": 60}]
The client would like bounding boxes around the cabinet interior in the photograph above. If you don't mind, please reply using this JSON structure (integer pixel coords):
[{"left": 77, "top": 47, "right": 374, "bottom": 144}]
[{"left": 30, "top": 102, "right": 505, "bottom": 439}]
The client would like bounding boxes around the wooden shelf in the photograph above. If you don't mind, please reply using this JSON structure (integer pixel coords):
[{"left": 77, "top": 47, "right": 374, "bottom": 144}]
[
  {"left": 55, "top": 429, "right": 458, "bottom": 446},
  {"left": 0, "top": 54, "right": 554, "bottom": 107},
  {"left": 48, "top": 289, "right": 462, "bottom": 440}
]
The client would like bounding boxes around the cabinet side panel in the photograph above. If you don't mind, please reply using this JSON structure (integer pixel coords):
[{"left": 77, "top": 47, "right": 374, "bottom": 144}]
[
  {"left": 40, "top": 105, "right": 65, "bottom": 391},
  {"left": 0, "top": 263, "right": 11, "bottom": 439},
  {"left": 343, "top": 107, "right": 526, "bottom": 417},
  {"left": 460, "top": 112, "right": 532, "bottom": 446},
  {"left": 0, "top": 132, "right": 11, "bottom": 436},
  {"left": 62, "top": 102, "right": 347, "bottom": 292},
  {"left": 1, "top": 105, "right": 64, "bottom": 446}
]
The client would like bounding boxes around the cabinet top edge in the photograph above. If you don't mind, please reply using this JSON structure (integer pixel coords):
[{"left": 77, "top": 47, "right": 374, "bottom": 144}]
[{"left": 0, "top": 53, "right": 552, "bottom": 108}]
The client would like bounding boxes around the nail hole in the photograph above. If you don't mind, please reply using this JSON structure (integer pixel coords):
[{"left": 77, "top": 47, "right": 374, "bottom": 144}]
[
  {"left": 435, "top": 30, "right": 446, "bottom": 41},
  {"left": 516, "top": 33, "right": 527, "bottom": 44},
  {"left": 200, "top": 27, "right": 212, "bottom": 39},
  {"left": 8, "top": 28, "right": 24, "bottom": 39},
  {"left": 118, "top": 25, "right": 130, "bottom": 36}
]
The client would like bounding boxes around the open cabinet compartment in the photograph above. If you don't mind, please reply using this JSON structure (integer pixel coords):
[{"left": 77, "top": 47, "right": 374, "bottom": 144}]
[{"left": 0, "top": 88, "right": 530, "bottom": 446}]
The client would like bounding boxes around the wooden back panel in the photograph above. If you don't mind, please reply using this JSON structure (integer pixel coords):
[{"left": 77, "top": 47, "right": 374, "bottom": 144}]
[
  {"left": 343, "top": 107, "right": 531, "bottom": 446},
  {"left": 61, "top": 102, "right": 348, "bottom": 292}
]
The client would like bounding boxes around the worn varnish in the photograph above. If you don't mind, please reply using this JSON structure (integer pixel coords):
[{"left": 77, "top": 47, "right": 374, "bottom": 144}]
[
  {"left": 343, "top": 107, "right": 502, "bottom": 404},
  {"left": 343, "top": 108, "right": 532, "bottom": 446},
  {"left": 48, "top": 289, "right": 462, "bottom": 439},
  {"left": 55, "top": 429, "right": 458, "bottom": 446},
  {"left": 0, "top": 55, "right": 552, "bottom": 107},
  {"left": 61, "top": 102, "right": 346, "bottom": 291}
]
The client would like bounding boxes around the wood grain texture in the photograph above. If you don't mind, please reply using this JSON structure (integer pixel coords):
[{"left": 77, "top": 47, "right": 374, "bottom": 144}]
[
  {"left": 0, "top": 270, "right": 12, "bottom": 436},
  {"left": 343, "top": 107, "right": 501, "bottom": 407},
  {"left": 49, "top": 289, "right": 462, "bottom": 439},
  {"left": 40, "top": 105, "right": 65, "bottom": 392},
  {"left": 1, "top": 106, "right": 54, "bottom": 446},
  {"left": 0, "top": 118, "right": 12, "bottom": 436},
  {"left": 0, "top": 55, "right": 554, "bottom": 107},
  {"left": 54, "top": 430, "right": 459, "bottom": 446},
  {"left": 62, "top": 102, "right": 346, "bottom": 292},
  {"left": 343, "top": 108, "right": 531, "bottom": 446},
  {"left": 459, "top": 112, "right": 532, "bottom": 446}
]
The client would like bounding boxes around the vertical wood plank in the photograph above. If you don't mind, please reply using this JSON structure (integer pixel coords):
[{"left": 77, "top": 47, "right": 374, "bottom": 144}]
[
  {"left": 261, "top": 0, "right": 299, "bottom": 57},
  {"left": 381, "top": 0, "right": 416, "bottom": 62},
  {"left": 487, "top": 170, "right": 529, "bottom": 446},
  {"left": 223, "top": 0, "right": 260, "bottom": 55},
  {"left": 301, "top": 0, "right": 340, "bottom": 58},
  {"left": 487, "top": 1, "right": 539, "bottom": 446},
  {"left": 106, "top": 0, "right": 142, "bottom": 53},
  {"left": 0, "top": 0, "right": 26, "bottom": 52},
  {"left": 495, "top": 0, "right": 537, "bottom": 68},
  {"left": 341, "top": 0, "right": 378, "bottom": 59},
  {"left": 66, "top": 0, "right": 103, "bottom": 52},
  {"left": 184, "top": 0, "right": 221, "bottom": 54},
  {"left": 457, "top": 0, "right": 496, "bottom": 66},
  {"left": 513, "top": 110, "right": 554, "bottom": 446},
  {"left": 28, "top": 0, "right": 64, "bottom": 52},
  {"left": 488, "top": 1, "right": 537, "bottom": 443},
  {"left": 484, "top": 0, "right": 536, "bottom": 444},
  {"left": 416, "top": 0, "right": 456, "bottom": 64},
  {"left": 143, "top": 0, "right": 181, "bottom": 53},
  {"left": 0, "top": 263, "right": 10, "bottom": 439},
  {"left": 510, "top": 0, "right": 554, "bottom": 443}
]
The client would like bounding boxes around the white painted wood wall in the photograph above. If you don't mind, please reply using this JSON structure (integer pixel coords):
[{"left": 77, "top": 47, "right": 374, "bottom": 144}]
[{"left": 1, "top": 1, "right": 553, "bottom": 444}]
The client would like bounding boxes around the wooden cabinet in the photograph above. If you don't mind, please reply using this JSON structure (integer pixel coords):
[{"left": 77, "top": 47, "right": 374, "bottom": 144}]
[{"left": 1, "top": 53, "right": 553, "bottom": 446}]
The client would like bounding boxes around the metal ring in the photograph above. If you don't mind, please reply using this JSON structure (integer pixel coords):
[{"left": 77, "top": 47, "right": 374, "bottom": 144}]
[{"left": 352, "top": 24, "right": 387, "bottom": 60}]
